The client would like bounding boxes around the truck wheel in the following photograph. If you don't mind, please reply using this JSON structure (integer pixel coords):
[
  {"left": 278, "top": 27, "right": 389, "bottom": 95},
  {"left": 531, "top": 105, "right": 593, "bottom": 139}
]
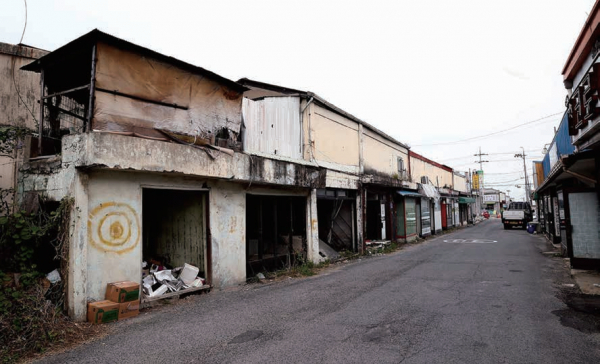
[{"left": 503, "top": 224, "right": 509, "bottom": 230}]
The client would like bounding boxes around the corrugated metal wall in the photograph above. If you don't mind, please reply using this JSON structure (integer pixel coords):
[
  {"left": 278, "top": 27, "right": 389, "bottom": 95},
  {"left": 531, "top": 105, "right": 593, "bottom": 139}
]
[
  {"left": 555, "top": 112, "right": 575, "bottom": 156},
  {"left": 542, "top": 153, "right": 550, "bottom": 178},
  {"left": 541, "top": 111, "right": 574, "bottom": 179},
  {"left": 243, "top": 97, "right": 302, "bottom": 159}
]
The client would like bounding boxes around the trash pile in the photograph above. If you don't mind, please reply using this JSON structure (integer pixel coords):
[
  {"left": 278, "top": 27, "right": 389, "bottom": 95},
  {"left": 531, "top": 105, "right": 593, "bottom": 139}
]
[
  {"left": 142, "top": 262, "right": 205, "bottom": 298},
  {"left": 365, "top": 240, "right": 391, "bottom": 255}
]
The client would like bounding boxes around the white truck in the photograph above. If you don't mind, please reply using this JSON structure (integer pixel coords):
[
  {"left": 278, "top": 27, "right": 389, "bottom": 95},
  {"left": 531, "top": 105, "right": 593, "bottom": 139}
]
[{"left": 502, "top": 202, "right": 532, "bottom": 229}]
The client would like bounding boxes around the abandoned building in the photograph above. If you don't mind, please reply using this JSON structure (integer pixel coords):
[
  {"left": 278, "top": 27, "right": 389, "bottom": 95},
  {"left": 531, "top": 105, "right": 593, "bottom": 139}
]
[
  {"left": 0, "top": 42, "right": 47, "bottom": 207},
  {"left": 13, "top": 30, "right": 475, "bottom": 321}
]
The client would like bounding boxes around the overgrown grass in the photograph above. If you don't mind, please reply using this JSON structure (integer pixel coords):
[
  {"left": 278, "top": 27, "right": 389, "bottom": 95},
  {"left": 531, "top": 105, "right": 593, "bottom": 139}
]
[{"left": 0, "top": 197, "right": 104, "bottom": 363}]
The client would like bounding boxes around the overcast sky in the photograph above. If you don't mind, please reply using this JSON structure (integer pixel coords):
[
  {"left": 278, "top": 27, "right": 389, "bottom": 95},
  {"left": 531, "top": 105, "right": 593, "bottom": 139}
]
[{"left": 1, "top": 0, "right": 596, "bottom": 200}]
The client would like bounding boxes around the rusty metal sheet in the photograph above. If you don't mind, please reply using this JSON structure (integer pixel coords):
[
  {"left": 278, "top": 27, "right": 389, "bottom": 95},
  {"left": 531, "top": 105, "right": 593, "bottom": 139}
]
[{"left": 93, "top": 42, "right": 242, "bottom": 137}]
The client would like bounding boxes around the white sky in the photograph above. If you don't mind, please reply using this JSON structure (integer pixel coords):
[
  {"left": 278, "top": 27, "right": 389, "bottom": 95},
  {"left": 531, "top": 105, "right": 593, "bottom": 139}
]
[{"left": 1, "top": 0, "right": 596, "bottom": 200}]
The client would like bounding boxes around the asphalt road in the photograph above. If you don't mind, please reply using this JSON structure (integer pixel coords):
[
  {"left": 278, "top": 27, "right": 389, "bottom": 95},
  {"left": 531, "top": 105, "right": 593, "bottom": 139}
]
[{"left": 39, "top": 219, "right": 600, "bottom": 363}]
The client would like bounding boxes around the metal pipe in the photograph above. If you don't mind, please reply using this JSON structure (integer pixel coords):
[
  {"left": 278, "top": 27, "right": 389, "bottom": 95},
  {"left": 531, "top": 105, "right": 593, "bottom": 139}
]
[{"left": 300, "top": 97, "right": 314, "bottom": 160}]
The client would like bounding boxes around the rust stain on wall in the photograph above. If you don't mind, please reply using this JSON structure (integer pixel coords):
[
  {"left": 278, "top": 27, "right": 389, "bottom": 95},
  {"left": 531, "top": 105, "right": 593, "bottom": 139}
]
[{"left": 229, "top": 216, "right": 238, "bottom": 233}]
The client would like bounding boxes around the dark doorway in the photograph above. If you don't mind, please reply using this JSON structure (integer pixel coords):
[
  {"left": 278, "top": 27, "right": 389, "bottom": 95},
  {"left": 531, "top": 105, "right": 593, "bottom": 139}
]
[
  {"left": 366, "top": 200, "right": 382, "bottom": 240},
  {"left": 317, "top": 189, "right": 357, "bottom": 252},
  {"left": 142, "top": 189, "right": 209, "bottom": 281},
  {"left": 246, "top": 195, "right": 307, "bottom": 276}
]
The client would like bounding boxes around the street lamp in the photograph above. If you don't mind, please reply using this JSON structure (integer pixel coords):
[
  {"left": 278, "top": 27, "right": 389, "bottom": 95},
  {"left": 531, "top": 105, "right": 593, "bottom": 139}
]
[{"left": 542, "top": 143, "right": 551, "bottom": 154}]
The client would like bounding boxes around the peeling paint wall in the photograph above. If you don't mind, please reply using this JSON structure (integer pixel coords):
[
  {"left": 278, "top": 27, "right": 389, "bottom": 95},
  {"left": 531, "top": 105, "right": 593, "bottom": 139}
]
[
  {"left": 325, "top": 170, "right": 360, "bottom": 190},
  {"left": 70, "top": 133, "right": 322, "bottom": 189}
]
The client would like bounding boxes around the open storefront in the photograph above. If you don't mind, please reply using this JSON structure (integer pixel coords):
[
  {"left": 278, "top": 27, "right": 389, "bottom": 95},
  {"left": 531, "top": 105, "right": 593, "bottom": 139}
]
[{"left": 246, "top": 194, "right": 307, "bottom": 276}]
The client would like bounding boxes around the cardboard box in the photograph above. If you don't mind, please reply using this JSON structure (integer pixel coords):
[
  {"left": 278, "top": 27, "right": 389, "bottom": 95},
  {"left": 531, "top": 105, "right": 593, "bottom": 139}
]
[
  {"left": 106, "top": 281, "right": 140, "bottom": 303},
  {"left": 88, "top": 300, "right": 119, "bottom": 324},
  {"left": 118, "top": 300, "right": 140, "bottom": 320}
]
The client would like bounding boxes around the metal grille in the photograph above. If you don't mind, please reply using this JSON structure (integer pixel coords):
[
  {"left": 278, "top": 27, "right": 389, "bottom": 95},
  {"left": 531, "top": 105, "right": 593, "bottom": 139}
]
[{"left": 41, "top": 88, "right": 86, "bottom": 140}]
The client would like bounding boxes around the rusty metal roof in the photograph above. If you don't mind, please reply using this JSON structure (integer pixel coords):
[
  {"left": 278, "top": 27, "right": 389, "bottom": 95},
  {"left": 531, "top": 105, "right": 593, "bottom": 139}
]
[{"left": 21, "top": 29, "right": 247, "bottom": 92}]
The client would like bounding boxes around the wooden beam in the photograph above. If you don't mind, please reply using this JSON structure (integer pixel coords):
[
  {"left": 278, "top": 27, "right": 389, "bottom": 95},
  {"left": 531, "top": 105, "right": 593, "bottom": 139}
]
[
  {"left": 38, "top": 68, "right": 44, "bottom": 154},
  {"left": 563, "top": 168, "right": 597, "bottom": 184},
  {"left": 95, "top": 88, "right": 189, "bottom": 110},
  {"left": 42, "top": 84, "right": 90, "bottom": 100},
  {"left": 86, "top": 44, "right": 97, "bottom": 132}
]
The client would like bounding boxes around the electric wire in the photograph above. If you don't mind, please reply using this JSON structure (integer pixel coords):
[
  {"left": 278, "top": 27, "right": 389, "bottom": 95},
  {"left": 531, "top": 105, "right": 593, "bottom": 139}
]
[
  {"left": 11, "top": 0, "right": 38, "bottom": 124},
  {"left": 411, "top": 112, "right": 563, "bottom": 147}
]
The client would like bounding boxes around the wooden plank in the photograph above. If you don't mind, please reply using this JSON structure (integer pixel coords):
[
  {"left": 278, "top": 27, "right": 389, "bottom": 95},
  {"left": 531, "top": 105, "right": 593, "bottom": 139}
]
[{"left": 141, "top": 285, "right": 211, "bottom": 303}]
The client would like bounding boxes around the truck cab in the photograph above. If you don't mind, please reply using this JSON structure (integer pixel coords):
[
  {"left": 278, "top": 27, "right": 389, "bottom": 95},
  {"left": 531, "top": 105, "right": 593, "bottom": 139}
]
[{"left": 501, "top": 202, "right": 532, "bottom": 230}]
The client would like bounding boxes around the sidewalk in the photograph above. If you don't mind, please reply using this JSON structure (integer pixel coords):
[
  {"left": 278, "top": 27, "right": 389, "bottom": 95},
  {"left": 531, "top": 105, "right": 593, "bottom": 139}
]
[{"left": 571, "top": 269, "right": 600, "bottom": 295}]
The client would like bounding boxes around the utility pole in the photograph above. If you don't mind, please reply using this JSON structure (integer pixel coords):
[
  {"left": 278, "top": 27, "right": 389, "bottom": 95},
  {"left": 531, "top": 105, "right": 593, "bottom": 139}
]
[
  {"left": 514, "top": 147, "right": 530, "bottom": 205},
  {"left": 474, "top": 147, "right": 489, "bottom": 173},
  {"left": 474, "top": 147, "right": 489, "bottom": 213}
]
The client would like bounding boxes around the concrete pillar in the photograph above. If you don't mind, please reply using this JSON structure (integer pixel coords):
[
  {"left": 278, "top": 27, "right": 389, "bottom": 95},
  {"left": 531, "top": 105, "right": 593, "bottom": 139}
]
[
  {"left": 306, "top": 188, "right": 320, "bottom": 263},
  {"left": 356, "top": 188, "right": 364, "bottom": 253},
  {"left": 358, "top": 124, "right": 364, "bottom": 174},
  {"left": 68, "top": 170, "right": 89, "bottom": 321}
]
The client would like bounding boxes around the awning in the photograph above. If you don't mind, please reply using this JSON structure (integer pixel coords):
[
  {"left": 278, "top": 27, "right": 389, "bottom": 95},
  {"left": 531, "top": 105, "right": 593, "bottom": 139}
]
[
  {"left": 536, "top": 150, "right": 597, "bottom": 194},
  {"left": 418, "top": 183, "right": 440, "bottom": 200},
  {"left": 458, "top": 197, "right": 476, "bottom": 204},
  {"left": 396, "top": 190, "right": 423, "bottom": 198}
]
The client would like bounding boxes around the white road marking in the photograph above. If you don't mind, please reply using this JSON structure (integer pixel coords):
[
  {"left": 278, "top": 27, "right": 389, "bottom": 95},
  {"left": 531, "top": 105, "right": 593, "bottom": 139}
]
[{"left": 444, "top": 239, "right": 497, "bottom": 243}]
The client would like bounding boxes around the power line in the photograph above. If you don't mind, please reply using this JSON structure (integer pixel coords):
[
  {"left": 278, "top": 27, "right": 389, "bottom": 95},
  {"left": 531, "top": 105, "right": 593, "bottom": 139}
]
[
  {"left": 436, "top": 149, "right": 540, "bottom": 163},
  {"left": 412, "top": 111, "right": 563, "bottom": 147},
  {"left": 20, "top": 0, "right": 27, "bottom": 44},
  {"left": 11, "top": 0, "right": 37, "bottom": 124}
]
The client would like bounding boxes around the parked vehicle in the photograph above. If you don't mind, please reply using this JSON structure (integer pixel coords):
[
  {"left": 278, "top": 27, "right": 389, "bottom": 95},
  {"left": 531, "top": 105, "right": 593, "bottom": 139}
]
[{"left": 502, "top": 202, "right": 532, "bottom": 229}]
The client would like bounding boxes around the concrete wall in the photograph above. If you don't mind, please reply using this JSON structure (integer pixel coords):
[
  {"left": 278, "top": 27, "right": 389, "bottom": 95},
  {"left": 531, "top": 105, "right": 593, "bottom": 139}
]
[
  {"left": 363, "top": 128, "right": 409, "bottom": 178},
  {"left": 85, "top": 171, "right": 249, "bottom": 316},
  {"left": 18, "top": 132, "right": 325, "bottom": 320},
  {"left": 454, "top": 173, "right": 468, "bottom": 193},
  {"left": 0, "top": 44, "right": 47, "bottom": 199},
  {"left": 410, "top": 157, "right": 453, "bottom": 188},
  {"left": 308, "top": 104, "right": 360, "bottom": 172}
]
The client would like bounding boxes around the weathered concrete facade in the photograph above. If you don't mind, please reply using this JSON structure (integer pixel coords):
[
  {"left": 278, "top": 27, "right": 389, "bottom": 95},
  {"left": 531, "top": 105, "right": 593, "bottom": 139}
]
[
  {"left": 0, "top": 43, "right": 47, "bottom": 203},
  {"left": 12, "top": 30, "right": 473, "bottom": 322}
]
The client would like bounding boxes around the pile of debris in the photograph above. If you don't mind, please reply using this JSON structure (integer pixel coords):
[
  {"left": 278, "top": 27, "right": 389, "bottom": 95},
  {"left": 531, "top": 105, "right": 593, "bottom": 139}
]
[{"left": 142, "top": 263, "right": 205, "bottom": 298}]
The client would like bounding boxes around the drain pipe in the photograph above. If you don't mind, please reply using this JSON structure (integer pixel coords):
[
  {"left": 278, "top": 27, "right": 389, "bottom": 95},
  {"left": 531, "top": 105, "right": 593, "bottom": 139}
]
[{"left": 300, "top": 96, "right": 315, "bottom": 160}]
